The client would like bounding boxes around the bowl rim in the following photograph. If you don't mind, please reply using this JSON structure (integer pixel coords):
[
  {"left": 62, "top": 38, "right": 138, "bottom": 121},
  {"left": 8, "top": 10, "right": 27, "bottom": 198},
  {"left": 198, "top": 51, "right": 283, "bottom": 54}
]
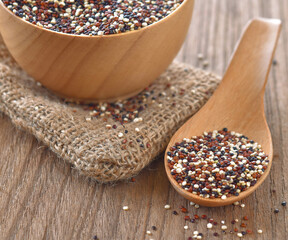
[{"left": 0, "top": 0, "right": 192, "bottom": 39}]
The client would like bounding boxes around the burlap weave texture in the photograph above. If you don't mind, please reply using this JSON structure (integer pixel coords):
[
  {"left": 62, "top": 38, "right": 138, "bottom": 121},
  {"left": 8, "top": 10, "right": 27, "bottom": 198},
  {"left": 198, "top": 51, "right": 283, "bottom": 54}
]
[{"left": 0, "top": 38, "right": 221, "bottom": 182}]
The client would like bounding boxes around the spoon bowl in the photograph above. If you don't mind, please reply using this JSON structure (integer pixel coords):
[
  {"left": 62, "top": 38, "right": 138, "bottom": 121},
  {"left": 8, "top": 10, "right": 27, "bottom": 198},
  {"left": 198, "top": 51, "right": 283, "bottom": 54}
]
[{"left": 165, "top": 18, "right": 281, "bottom": 207}]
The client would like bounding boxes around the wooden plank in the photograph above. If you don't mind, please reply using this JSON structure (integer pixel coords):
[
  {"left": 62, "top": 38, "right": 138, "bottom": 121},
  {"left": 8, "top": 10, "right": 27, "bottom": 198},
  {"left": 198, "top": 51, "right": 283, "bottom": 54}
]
[{"left": 0, "top": 0, "right": 287, "bottom": 239}]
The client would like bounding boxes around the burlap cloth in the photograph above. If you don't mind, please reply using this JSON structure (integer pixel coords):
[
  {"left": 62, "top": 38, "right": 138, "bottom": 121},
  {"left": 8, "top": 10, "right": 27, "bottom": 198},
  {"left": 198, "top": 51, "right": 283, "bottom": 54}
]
[{"left": 0, "top": 37, "right": 221, "bottom": 182}]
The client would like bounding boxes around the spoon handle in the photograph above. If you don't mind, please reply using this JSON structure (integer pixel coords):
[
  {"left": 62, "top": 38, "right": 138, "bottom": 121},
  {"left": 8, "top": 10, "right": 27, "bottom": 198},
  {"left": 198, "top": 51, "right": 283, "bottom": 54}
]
[{"left": 215, "top": 18, "right": 281, "bottom": 107}]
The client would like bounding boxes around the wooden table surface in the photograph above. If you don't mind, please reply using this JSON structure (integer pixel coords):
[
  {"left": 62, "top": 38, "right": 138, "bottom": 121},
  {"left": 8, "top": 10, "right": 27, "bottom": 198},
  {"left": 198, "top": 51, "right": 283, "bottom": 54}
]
[{"left": 0, "top": 0, "right": 287, "bottom": 239}]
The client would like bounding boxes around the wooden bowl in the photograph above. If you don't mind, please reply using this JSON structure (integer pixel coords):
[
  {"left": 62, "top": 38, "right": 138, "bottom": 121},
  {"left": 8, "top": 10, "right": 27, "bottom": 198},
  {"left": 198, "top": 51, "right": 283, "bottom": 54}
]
[{"left": 0, "top": 0, "right": 194, "bottom": 101}]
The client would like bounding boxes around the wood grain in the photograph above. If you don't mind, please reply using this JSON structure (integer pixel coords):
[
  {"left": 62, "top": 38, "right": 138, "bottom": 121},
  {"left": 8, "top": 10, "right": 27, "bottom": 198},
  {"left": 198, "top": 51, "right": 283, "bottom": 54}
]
[{"left": 0, "top": 0, "right": 287, "bottom": 239}]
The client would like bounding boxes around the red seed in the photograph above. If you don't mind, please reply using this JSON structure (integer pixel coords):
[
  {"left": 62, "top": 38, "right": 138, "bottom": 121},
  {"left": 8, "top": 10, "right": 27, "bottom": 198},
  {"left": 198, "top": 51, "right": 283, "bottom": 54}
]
[
  {"left": 181, "top": 207, "right": 188, "bottom": 213},
  {"left": 240, "top": 223, "right": 246, "bottom": 228},
  {"left": 184, "top": 216, "right": 190, "bottom": 221}
]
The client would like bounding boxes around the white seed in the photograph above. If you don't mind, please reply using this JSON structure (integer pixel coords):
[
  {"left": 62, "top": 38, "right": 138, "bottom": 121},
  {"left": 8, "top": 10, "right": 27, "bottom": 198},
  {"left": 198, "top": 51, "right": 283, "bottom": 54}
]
[
  {"left": 197, "top": 53, "right": 204, "bottom": 60},
  {"left": 184, "top": 225, "right": 189, "bottom": 230},
  {"left": 135, "top": 127, "right": 140, "bottom": 132},
  {"left": 195, "top": 204, "right": 200, "bottom": 209},
  {"left": 207, "top": 223, "right": 213, "bottom": 229},
  {"left": 190, "top": 201, "right": 195, "bottom": 206},
  {"left": 233, "top": 201, "right": 240, "bottom": 206},
  {"left": 208, "top": 177, "right": 214, "bottom": 182},
  {"left": 123, "top": 206, "right": 129, "bottom": 211},
  {"left": 193, "top": 231, "right": 199, "bottom": 235},
  {"left": 221, "top": 195, "right": 227, "bottom": 200},
  {"left": 237, "top": 233, "right": 243, "bottom": 238},
  {"left": 118, "top": 132, "right": 124, "bottom": 138},
  {"left": 221, "top": 225, "right": 227, "bottom": 230},
  {"left": 146, "top": 230, "right": 152, "bottom": 235},
  {"left": 203, "top": 60, "right": 209, "bottom": 67},
  {"left": 240, "top": 203, "right": 245, "bottom": 208},
  {"left": 257, "top": 229, "right": 263, "bottom": 234},
  {"left": 164, "top": 204, "right": 171, "bottom": 209}
]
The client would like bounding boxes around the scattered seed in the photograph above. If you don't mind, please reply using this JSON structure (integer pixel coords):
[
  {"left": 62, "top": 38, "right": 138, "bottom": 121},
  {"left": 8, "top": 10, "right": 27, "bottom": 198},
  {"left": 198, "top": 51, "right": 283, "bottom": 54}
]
[
  {"left": 240, "top": 204, "right": 245, "bottom": 208},
  {"left": 190, "top": 201, "right": 195, "bottom": 206},
  {"left": 274, "top": 208, "right": 279, "bottom": 213},
  {"left": 281, "top": 201, "right": 287, "bottom": 206},
  {"left": 257, "top": 229, "right": 263, "bottom": 234},
  {"left": 197, "top": 53, "right": 204, "bottom": 60},
  {"left": 130, "top": 177, "right": 136, "bottom": 182},
  {"left": 122, "top": 206, "right": 129, "bottom": 211},
  {"left": 221, "top": 225, "right": 228, "bottom": 230},
  {"left": 207, "top": 223, "right": 213, "bottom": 229},
  {"left": 237, "top": 233, "right": 243, "bottom": 238},
  {"left": 172, "top": 210, "right": 178, "bottom": 215},
  {"left": 146, "top": 230, "right": 152, "bottom": 235},
  {"left": 184, "top": 225, "right": 189, "bottom": 230},
  {"left": 243, "top": 216, "right": 248, "bottom": 220},
  {"left": 181, "top": 207, "right": 188, "bottom": 213},
  {"left": 240, "top": 223, "right": 246, "bottom": 228},
  {"left": 164, "top": 204, "right": 171, "bottom": 210},
  {"left": 203, "top": 60, "right": 209, "bottom": 67},
  {"left": 184, "top": 216, "right": 190, "bottom": 221}
]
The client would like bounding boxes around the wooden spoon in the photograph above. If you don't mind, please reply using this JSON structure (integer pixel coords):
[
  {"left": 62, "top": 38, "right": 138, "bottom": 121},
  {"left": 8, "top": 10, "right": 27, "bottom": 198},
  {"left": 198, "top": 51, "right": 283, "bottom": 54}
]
[{"left": 164, "top": 18, "right": 281, "bottom": 207}]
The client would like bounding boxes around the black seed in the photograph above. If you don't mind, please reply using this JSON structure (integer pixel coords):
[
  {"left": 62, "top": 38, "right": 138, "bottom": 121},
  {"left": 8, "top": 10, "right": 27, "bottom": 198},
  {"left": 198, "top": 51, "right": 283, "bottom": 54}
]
[{"left": 274, "top": 208, "right": 280, "bottom": 213}]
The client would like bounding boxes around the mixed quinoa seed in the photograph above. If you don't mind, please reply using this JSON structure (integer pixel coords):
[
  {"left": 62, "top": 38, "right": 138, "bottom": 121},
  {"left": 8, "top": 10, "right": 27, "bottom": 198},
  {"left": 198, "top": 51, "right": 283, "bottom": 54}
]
[
  {"left": 167, "top": 128, "right": 269, "bottom": 199},
  {"left": 3, "top": 0, "right": 184, "bottom": 36}
]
